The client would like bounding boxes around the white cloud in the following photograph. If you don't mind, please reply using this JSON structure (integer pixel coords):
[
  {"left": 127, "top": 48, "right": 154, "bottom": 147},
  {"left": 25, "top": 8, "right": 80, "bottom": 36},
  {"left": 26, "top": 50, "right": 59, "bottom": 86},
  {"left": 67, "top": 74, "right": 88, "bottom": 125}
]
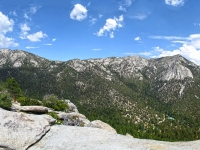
[
  {"left": 99, "top": 14, "right": 103, "bottom": 18},
  {"left": 52, "top": 38, "right": 56, "bottom": 42},
  {"left": 19, "top": 23, "right": 47, "bottom": 42},
  {"left": 135, "top": 36, "right": 141, "bottom": 41},
  {"left": 125, "top": 0, "right": 133, "bottom": 7},
  {"left": 119, "top": 6, "right": 126, "bottom": 12},
  {"left": 0, "top": 12, "right": 18, "bottom": 48},
  {"left": 89, "top": 17, "right": 97, "bottom": 25},
  {"left": 0, "top": 34, "right": 19, "bottom": 48},
  {"left": 0, "top": 12, "right": 14, "bottom": 34},
  {"left": 149, "top": 34, "right": 200, "bottom": 48},
  {"left": 153, "top": 45, "right": 200, "bottom": 65},
  {"left": 24, "top": 13, "right": 31, "bottom": 20},
  {"left": 44, "top": 44, "right": 52, "bottom": 46},
  {"left": 93, "top": 48, "right": 102, "bottom": 51},
  {"left": 193, "top": 23, "right": 200, "bottom": 27},
  {"left": 24, "top": 6, "right": 41, "bottom": 20},
  {"left": 149, "top": 35, "right": 187, "bottom": 41},
  {"left": 27, "top": 31, "right": 47, "bottom": 42},
  {"left": 19, "top": 23, "right": 31, "bottom": 39},
  {"left": 9, "top": 11, "right": 17, "bottom": 16},
  {"left": 96, "top": 15, "right": 124, "bottom": 38},
  {"left": 139, "top": 52, "right": 152, "bottom": 56},
  {"left": 119, "top": 0, "right": 133, "bottom": 12},
  {"left": 165, "top": 0, "right": 185, "bottom": 6},
  {"left": 70, "top": 4, "right": 87, "bottom": 21},
  {"left": 131, "top": 13, "right": 149, "bottom": 20},
  {"left": 110, "top": 32, "right": 114, "bottom": 39},
  {"left": 145, "top": 33, "right": 200, "bottom": 65},
  {"left": 26, "top": 46, "right": 39, "bottom": 49},
  {"left": 30, "top": 6, "right": 41, "bottom": 14}
]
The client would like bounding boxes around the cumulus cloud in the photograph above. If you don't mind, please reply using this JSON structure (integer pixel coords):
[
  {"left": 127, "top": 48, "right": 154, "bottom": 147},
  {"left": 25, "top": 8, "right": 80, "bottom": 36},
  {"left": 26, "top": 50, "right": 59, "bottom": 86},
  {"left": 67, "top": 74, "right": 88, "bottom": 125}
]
[
  {"left": 27, "top": 31, "right": 47, "bottom": 42},
  {"left": 165, "top": 0, "right": 185, "bottom": 6},
  {"left": 0, "top": 34, "right": 19, "bottom": 48},
  {"left": 0, "top": 12, "right": 14, "bottom": 34},
  {"left": 134, "top": 36, "right": 141, "bottom": 41},
  {"left": 152, "top": 45, "right": 200, "bottom": 65},
  {"left": 0, "top": 12, "right": 18, "bottom": 48},
  {"left": 19, "top": 23, "right": 47, "bottom": 42},
  {"left": 96, "top": 15, "right": 124, "bottom": 38},
  {"left": 144, "top": 34, "right": 200, "bottom": 65},
  {"left": 70, "top": 4, "right": 87, "bottom": 21},
  {"left": 19, "top": 23, "right": 30, "bottom": 39}
]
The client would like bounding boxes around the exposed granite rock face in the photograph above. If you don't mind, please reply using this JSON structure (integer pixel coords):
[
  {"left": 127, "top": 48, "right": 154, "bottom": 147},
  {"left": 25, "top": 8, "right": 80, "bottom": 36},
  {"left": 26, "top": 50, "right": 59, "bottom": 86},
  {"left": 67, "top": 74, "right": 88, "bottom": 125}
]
[
  {"left": 86, "top": 120, "right": 117, "bottom": 133},
  {"left": 0, "top": 108, "right": 53, "bottom": 150},
  {"left": 152, "top": 56, "right": 194, "bottom": 81},
  {"left": 0, "top": 49, "right": 49, "bottom": 68},
  {"left": 29, "top": 125, "right": 200, "bottom": 150},
  {"left": 67, "top": 54, "right": 195, "bottom": 81}
]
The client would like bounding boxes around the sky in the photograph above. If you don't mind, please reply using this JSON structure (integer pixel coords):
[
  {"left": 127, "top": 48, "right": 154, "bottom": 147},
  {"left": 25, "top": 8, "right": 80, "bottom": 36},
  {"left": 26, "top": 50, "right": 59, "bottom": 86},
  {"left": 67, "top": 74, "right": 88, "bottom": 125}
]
[{"left": 1, "top": 0, "right": 200, "bottom": 65}]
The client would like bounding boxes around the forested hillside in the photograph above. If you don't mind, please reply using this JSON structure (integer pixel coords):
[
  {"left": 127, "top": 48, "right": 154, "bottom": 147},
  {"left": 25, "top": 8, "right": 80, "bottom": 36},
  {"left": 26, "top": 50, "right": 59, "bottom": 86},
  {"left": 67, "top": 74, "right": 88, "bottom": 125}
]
[{"left": 0, "top": 49, "right": 200, "bottom": 141}]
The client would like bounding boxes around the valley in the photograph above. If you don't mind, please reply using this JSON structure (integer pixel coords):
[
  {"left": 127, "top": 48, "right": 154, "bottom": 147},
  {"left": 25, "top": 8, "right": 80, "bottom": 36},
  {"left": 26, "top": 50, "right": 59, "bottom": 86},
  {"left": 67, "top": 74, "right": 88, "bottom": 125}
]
[{"left": 0, "top": 49, "right": 200, "bottom": 141}]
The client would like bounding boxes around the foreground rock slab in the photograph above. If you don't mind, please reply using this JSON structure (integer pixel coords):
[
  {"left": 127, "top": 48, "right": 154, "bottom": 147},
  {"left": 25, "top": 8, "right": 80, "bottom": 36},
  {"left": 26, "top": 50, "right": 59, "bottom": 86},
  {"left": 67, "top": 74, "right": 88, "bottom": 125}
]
[
  {"left": 30, "top": 125, "right": 200, "bottom": 150},
  {"left": 0, "top": 108, "right": 52, "bottom": 150}
]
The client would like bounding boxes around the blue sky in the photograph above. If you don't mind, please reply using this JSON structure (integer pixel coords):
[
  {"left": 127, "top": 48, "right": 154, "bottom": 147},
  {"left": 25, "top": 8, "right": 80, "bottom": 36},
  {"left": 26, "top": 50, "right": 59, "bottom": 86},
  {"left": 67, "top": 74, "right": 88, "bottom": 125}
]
[{"left": 1, "top": 0, "right": 200, "bottom": 65}]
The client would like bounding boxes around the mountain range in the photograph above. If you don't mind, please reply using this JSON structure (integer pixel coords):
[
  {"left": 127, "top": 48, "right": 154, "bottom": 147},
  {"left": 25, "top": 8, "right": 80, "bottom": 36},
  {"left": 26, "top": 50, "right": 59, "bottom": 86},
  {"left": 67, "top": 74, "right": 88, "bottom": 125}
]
[{"left": 0, "top": 48, "right": 200, "bottom": 141}]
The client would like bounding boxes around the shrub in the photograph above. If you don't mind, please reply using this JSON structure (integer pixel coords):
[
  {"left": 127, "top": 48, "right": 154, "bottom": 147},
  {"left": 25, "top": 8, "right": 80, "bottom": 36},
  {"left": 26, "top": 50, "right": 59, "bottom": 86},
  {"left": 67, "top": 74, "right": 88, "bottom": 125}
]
[
  {"left": 47, "top": 112, "right": 63, "bottom": 125},
  {"left": 43, "top": 99, "right": 69, "bottom": 111},
  {"left": 18, "top": 97, "right": 42, "bottom": 106},
  {"left": 42, "top": 94, "right": 69, "bottom": 111},
  {"left": 0, "top": 94, "right": 12, "bottom": 110}
]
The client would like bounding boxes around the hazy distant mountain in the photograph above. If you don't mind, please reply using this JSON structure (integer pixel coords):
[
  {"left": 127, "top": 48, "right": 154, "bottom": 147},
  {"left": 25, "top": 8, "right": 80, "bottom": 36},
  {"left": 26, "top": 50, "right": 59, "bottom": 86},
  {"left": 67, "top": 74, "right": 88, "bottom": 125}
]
[{"left": 0, "top": 49, "right": 200, "bottom": 141}]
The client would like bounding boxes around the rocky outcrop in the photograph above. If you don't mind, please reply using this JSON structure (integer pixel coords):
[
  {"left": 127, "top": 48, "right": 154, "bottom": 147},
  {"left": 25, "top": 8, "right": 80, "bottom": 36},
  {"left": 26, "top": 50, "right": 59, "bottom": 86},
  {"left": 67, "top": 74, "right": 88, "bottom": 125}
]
[
  {"left": 19, "top": 106, "right": 48, "bottom": 114},
  {"left": 1, "top": 106, "right": 200, "bottom": 150},
  {"left": 65, "top": 99, "right": 78, "bottom": 113},
  {"left": 29, "top": 125, "right": 200, "bottom": 150},
  {"left": 63, "top": 112, "right": 90, "bottom": 126},
  {"left": 0, "top": 108, "right": 54, "bottom": 150},
  {"left": 86, "top": 120, "right": 117, "bottom": 133},
  {"left": 11, "top": 102, "right": 48, "bottom": 114}
]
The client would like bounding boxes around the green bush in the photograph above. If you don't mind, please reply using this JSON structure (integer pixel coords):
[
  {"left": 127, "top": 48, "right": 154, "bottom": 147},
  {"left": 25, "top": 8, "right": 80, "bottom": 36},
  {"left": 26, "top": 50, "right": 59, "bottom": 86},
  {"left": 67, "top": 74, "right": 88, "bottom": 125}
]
[
  {"left": 43, "top": 99, "right": 69, "bottom": 111},
  {"left": 47, "top": 112, "right": 63, "bottom": 125},
  {"left": 18, "top": 97, "right": 42, "bottom": 106},
  {"left": 0, "top": 94, "right": 12, "bottom": 110},
  {"left": 42, "top": 94, "right": 69, "bottom": 111}
]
